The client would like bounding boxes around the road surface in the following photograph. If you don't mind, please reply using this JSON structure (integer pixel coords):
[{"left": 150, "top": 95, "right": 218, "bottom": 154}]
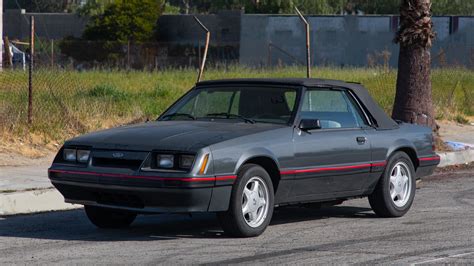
[{"left": 1, "top": 168, "right": 473, "bottom": 264}]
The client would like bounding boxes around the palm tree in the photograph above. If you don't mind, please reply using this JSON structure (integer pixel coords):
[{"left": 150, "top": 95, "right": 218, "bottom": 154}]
[{"left": 392, "top": 0, "right": 436, "bottom": 130}]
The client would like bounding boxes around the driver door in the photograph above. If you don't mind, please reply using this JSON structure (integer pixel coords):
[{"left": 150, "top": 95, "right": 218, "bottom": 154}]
[{"left": 288, "top": 88, "right": 372, "bottom": 201}]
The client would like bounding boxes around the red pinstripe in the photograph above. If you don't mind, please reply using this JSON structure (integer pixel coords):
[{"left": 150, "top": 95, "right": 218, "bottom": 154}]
[
  {"left": 418, "top": 155, "right": 440, "bottom": 161},
  {"left": 280, "top": 161, "right": 387, "bottom": 175},
  {"left": 48, "top": 169, "right": 236, "bottom": 182}
]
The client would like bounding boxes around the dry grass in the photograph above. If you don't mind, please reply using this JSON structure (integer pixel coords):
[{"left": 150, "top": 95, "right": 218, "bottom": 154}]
[{"left": 0, "top": 66, "right": 473, "bottom": 156}]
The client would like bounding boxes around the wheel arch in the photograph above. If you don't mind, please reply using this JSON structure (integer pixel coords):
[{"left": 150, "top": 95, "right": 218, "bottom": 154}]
[
  {"left": 387, "top": 145, "right": 419, "bottom": 170},
  {"left": 235, "top": 150, "right": 281, "bottom": 193}
]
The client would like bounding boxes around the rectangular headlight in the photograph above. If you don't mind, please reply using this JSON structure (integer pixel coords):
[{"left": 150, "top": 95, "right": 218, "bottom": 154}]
[
  {"left": 77, "top": 150, "right": 90, "bottom": 163},
  {"left": 156, "top": 154, "right": 174, "bottom": 169},
  {"left": 63, "top": 149, "right": 77, "bottom": 162},
  {"left": 179, "top": 155, "right": 195, "bottom": 169}
]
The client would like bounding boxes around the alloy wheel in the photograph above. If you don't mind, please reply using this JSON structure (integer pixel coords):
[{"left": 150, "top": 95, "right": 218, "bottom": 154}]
[
  {"left": 389, "top": 162, "right": 412, "bottom": 207},
  {"left": 241, "top": 176, "right": 270, "bottom": 228}
]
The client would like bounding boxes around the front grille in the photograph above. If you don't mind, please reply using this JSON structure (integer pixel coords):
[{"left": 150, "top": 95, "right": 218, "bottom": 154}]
[{"left": 93, "top": 157, "right": 143, "bottom": 171}]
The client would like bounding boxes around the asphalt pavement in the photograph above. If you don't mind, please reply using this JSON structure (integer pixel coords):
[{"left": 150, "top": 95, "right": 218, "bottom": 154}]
[{"left": 0, "top": 169, "right": 473, "bottom": 264}]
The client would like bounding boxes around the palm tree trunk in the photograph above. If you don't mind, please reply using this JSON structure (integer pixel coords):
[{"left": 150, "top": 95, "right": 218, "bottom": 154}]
[{"left": 392, "top": 0, "right": 436, "bottom": 130}]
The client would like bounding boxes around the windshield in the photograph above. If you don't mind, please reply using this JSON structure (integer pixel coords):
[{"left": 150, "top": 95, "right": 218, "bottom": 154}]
[{"left": 159, "top": 86, "right": 298, "bottom": 125}]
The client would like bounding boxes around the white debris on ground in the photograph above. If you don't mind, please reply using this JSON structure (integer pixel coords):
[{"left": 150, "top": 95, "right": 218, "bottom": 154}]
[{"left": 445, "top": 141, "right": 474, "bottom": 151}]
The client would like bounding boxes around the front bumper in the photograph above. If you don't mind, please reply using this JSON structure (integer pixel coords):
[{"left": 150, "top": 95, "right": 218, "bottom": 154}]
[{"left": 49, "top": 168, "right": 235, "bottom": 213}]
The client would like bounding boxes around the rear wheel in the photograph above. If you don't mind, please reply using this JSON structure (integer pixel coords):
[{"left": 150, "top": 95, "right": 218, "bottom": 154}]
[
  {"left": 217, "top": 164, "right": 274, "bottom": 237},
  {"left": 84, "top": 205, "right": 137, "bottom": 228},
  {"left": 369, "top": 151, "right": 416, "bottom": 217}
]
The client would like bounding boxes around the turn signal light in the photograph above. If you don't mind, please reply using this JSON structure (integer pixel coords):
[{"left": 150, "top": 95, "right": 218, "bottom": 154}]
[{"left": 199, "top": 154, "right": 209, "bottom": 175}]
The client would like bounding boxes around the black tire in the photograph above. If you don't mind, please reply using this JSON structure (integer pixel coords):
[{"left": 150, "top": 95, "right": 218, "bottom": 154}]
[
  {"left": 217, "top": 164, "right": 275, "bottom": 237},
  {"left": 84, "top": 205, "right": 137, "bottom": 228},
  {"left": 369, "top": 151, "right": 416, "bottom": 217}
]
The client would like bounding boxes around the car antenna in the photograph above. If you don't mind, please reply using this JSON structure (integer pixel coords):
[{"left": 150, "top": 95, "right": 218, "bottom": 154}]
[
  {"left": 295, "top": 7, "right": 311, "bottom": 78},
  {"left": 193, "top": 16, "right": 210, "bottom": 83}
]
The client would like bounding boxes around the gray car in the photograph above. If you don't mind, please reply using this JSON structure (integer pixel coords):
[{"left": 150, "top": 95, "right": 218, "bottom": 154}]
[{"left": 48, "top": 78, "right": 440, "bottom": 237}]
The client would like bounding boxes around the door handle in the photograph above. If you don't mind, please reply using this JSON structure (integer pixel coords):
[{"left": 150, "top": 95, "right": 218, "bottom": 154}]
[{"left": 356, "top": 136, "right": 367, "bottom": 144}]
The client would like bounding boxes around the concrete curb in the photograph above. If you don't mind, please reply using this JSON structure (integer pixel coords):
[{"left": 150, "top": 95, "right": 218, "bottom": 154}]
[
  {"left": 437, "top": 149, "right": 474, "bottom": 167},
  {"left": 1, "top": 149, "right": 473, "bottom": 216},
  {"left": 0, "top": 188, "right": 80, "bottom": 216}
]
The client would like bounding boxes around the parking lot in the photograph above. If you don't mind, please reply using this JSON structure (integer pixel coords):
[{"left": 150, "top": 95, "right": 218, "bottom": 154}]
[{"left": 1, "top": 168, "right": 473, "bottom": 264}]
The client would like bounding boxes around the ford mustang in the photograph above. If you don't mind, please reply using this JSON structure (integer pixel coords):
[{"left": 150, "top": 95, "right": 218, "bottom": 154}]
[{"left": 48, "top": 78, "right": 440, "bottom": 237}]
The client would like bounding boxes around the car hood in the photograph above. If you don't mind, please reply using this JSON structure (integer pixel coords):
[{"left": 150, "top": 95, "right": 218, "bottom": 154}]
[{"left": 65, "top": 120, "right": 285, "bottom": 152}]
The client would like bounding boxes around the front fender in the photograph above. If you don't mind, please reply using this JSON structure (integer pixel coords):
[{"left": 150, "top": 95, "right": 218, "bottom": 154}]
[{"left": 233, "top": 147, "right": 280, "bottom": 174}]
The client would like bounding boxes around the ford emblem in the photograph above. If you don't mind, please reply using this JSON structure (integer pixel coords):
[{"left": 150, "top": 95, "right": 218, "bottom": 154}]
[{"left": 112, "top": 152, "right": 124, "bottom": 158}]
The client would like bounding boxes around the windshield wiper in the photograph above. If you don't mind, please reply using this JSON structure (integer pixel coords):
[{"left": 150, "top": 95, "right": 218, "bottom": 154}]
[
  {"left": 161, "top": 113, "right": 196, "bottom": 120},
  {"left": 206, "top": 113, "right": 255, "bottom": 124}
]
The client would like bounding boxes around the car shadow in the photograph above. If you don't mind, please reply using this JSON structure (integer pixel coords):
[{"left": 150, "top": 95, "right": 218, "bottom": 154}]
[
  {"left": 0, "top": 205, "right": 374, "bottom": 241},
  {"left": 271, "top": 205, "right": 375, "bottom": 226}
]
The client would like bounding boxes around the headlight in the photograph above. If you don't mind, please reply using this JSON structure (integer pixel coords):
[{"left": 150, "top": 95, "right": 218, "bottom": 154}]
[
  {"left": 77, "top": 150, "right": 91, "bottom": 163},
  {"left": 179, "top": 155, "right": 195, "bottom": 169},
  {"left": 157, "top": 154, "right": 174, "bottom": 168},
  {"left": 63, "top": 148, "right": 90, "bottom": 163},
  {"left": 64, "top": 149, "right": 77, "bottom": 162}
]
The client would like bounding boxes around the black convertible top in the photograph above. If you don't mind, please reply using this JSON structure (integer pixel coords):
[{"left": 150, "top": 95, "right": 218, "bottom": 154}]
[{"left": 196, "top": 78, "right": 398, "bottom": 130}]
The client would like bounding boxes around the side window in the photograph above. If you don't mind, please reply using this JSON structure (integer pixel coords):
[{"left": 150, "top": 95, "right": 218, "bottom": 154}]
[{"left": 301, "top": 89, "right": 367, "bottom": 129}]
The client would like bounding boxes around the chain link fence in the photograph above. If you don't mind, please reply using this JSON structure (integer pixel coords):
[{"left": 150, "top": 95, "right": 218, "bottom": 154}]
[{"left": 1, "top": 38, "right": 473, "bottom": 146}]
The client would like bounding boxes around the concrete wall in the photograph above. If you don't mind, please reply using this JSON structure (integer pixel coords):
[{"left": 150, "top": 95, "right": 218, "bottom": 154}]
[
  {"left": 2, "top": 9, "right": 473, "bottom": 67},
  {"left": 240, "top": 14, "right": 474, "bottom": 67},
  {"left": 3, "top": 9, "right": 87, "bottom": 40},
  {"left": 157, "top": 11, "right": 242, "bottom": 45}
]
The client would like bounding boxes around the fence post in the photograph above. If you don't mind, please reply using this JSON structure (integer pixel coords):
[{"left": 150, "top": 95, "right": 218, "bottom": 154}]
[
  {"left": 3, "top": 37, "right": 12, "bottom": 67},
  {"left": 51, "top": 39, "right": 54, "bottom": 68},
  {"left": 0, "top": 0, "right": 3, "bottom": 71},
  {"left": 193, "top": 16, "right": 210, "bottom": 83},
  {"left": 295, "top": 7, "right": 311, "bottom": 78},
  {"left": 127, "top": 40, "right": 131, "bottom": 70},
  {"left": 28, "top": 16, "right": 35, "bottom": 125},
  {"left": 267, "top": 42, "right": 272, "bottom": 67}
]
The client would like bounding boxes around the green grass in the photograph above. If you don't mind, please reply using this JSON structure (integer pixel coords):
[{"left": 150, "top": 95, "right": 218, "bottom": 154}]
[{"left": 0, "top": 66, "right": 473, "bottom": 145}]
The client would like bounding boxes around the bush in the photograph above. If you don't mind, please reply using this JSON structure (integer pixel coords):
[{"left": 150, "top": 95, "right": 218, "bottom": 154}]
[
  {"left": 83, "top": 0, "right": 164, "bottom": 42},
  {"left": 85, "top": 84, "right": 128, "bottom": 100}
]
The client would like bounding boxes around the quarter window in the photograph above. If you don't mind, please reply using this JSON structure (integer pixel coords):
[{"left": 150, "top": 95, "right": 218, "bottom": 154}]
[{"left": 301, "top": 89, "right": 368, "bottom": 129}]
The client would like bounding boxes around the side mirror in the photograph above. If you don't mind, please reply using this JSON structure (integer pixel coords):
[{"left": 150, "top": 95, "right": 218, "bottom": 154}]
[{"left": 299, "top": 119, "right": 321, "bottom": 131}]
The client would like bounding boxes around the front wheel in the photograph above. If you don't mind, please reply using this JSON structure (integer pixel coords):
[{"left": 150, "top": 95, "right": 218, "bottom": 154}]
[
  {"left": 84, "top": 205, "right": 137, "bottom": 228},
  {"left": 368, "top": 151, "right": 416, "bottom": 217},
  {"left": 217, "top": 164, "right": 274, "bottom": 237}
]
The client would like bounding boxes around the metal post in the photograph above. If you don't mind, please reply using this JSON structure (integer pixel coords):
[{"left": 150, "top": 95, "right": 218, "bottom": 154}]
[
  {"left": 0, "top": 0, "right": 3, "bottom": 71},
  {"left": 295, "top": 7, "right": 311, "bottom": 78},
  {"left": 268, "top": 42, "right": 272, "bottom": 67},
  {"left": 3, "top": 37, "right": 12, "bottom": 67},
  {"left": 28, "top": 16, "right": 35, "bottom": 125},
  {"left": 127, "top": 40, "right": 130, "bottom": 70},
  {"left": 51, "top": 39, "right": 54, "bottom": 68},
  {"left": 193, "top": 16, "right": 210, "bottom": 83}
]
